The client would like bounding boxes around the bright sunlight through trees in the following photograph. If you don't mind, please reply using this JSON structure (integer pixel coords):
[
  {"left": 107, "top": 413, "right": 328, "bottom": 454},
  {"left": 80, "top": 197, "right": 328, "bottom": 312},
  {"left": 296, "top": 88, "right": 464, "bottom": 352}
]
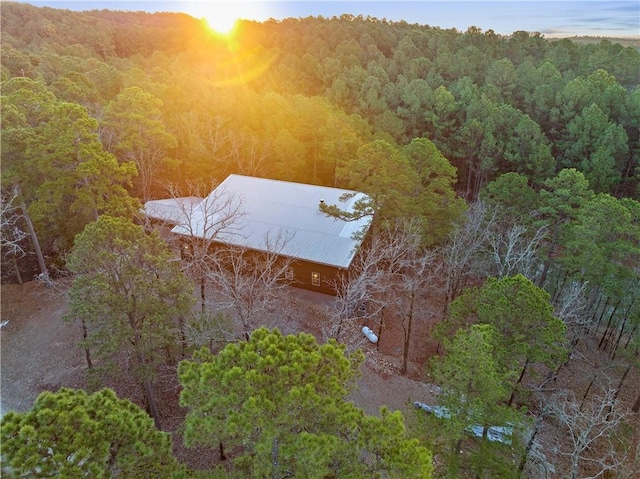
[{"left": 202, "top": 4, "right": 241, "bottom": 36}]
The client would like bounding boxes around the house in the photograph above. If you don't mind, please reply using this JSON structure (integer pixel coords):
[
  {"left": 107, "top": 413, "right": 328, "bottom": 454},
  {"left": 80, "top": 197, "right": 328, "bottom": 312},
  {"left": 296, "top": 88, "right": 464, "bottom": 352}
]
[
  {"left": 143, "top": 174, "right": 373, "bottom": 294},
  {"left": 143, "top": 196, "right": 203, "bottom": 243}
]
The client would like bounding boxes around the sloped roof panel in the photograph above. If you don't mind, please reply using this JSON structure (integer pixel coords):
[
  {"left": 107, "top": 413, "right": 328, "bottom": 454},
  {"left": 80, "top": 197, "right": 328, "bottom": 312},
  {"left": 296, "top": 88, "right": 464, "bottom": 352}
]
[
  {"left": 143, "top": 197, "right": 203, "bottom": 224},
  {"left": 170, "top": 175, "right": 372, "bottom": 269}
]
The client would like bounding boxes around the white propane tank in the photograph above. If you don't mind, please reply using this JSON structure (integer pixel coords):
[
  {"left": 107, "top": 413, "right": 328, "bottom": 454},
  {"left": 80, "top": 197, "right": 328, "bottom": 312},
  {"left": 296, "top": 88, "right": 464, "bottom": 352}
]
[{"left": 362, "top": 326, "right": 378, "bottom": 344}]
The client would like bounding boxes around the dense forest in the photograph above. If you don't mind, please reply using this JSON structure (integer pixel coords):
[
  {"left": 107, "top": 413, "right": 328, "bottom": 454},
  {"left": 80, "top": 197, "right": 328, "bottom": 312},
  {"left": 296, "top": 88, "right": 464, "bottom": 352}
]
[{"left": 1, "top": 3, "right": 639, "bottom": 478}]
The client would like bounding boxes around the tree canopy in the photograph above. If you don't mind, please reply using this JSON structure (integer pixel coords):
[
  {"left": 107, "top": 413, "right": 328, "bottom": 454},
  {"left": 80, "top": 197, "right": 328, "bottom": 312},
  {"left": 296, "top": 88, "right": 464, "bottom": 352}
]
[
  {"left": 449, "top": 275, "right": 567, "bottom": 370},
  {"left": 1, "top": 77, "right": 138, "bottom": 265},
  {"left": 2, "top": 3, "right": 638, "bottom": 275},
  {"left": 1, "top": 388, "right": 181, "bottom": 478},
  {"left": 179, "top": 327, "right": 433, "bottom": 478},
  {"left": 67, "top": 215, "right": 194, "bottom": 428},
  {"left": 1, "top": 3, "right": 638, "bottom": 475}
]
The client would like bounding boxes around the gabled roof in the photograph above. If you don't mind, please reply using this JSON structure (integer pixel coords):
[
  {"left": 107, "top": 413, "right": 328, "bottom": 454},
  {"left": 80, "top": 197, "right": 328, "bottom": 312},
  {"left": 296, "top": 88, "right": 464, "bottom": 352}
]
[{"left": 168, "top": 175, "right": 372, "bottom": 269}]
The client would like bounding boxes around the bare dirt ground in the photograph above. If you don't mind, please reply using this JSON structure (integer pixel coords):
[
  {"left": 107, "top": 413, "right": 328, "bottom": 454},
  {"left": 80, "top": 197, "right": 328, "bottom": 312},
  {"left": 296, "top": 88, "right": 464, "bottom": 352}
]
[
  {"left": 2, "top": 280, "right": 638, "bottom": 476},
  {"left": 0, "top": 280, "right": 438, "bottom": 416},
  {"left": 1, "top": 280, "right": 86, "bottom": 416},
  {"left": 0, "top": 279, "right": 440, "bottom": 469}
]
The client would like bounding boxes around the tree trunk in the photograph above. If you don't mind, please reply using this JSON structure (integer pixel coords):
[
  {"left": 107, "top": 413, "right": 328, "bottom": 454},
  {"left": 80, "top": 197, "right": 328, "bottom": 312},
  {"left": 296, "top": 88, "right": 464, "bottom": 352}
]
[
  {"left": 570, "top": 455, "right": 580, "bottom": 479},
  {"left": 547, "top": 354, "right": 571, "bottom": 384},
  {"left": 598, "top": 298, "right": 621, "bottom": 350},
  {"left": 11, "top": 255, "right": 23, "bottom": 285},
  {"left": 593, "top": 296, "right": 611, "bottom": 336},
  {"left": 401, "top": 291, "right": 415, "bottom": 375},
  {"left": 632, "top": 390, "right": 640, "bottom": 413},
  {"left": 508, "top": 358, "right": 529, "bottom": 407},
  {"left": 376, "top": 307, "right": 385, "bottom": 351},
  {"left": 335, "top": 315, "right": 345, "bottom": 342},
  {"left": 611, "top": 363, "right": 631, "bottom": 407},
  {"left": 579, "top": 373, "right": 597, "bottom": 411},
  {"left": 609, "top": 315, "right": 628, "bottom": 360},
  {"left": 465, "top": 159, "right": 474, "bottom": 199},
  {"left": 538, "top": 221, "right": 564, "bottom": 290},
  {"left": 15, "top": 184, "right": 50, "bottom": 283},
  {"left": 473, "top": 167, "right": 484, "bottom": 199},
  {"left": 444, "top": 268, "right": 467, "bottom": 314},
  {"left": 610, "top": 297, "right": 635, "bottom": 359},
  {"left": 81, "top": 318, "right": 92, "bottom": 369},
  {"left": 518, "top": 414, "right": 542, "bottom": 477},
  {"left": 552, "top": 269, "right": 569, "bottom": 303},
  {"left": 133, "top": 332, "right": 161, "bottom": 429},
  {"left": 200, "top": 276, "right": 206, "bottom": 314},
  {"left": 537, "top": 258, "right": 551, "bottom": 290},
  {"left": 219, "top": 442, "right": 227, "bottom": 461},
  {"left": 613, "top": 349, "right": 638, "bottom": 404},
  {"left": 142, "top": 381, "right": 160, "bottom": 428},
  {"left": 177, "top": 314, "right": 188, "bottom": 358},
  {"left": 139, "top": 359, "right": 161, "bottom": 429},
  {"left": 587, "top": 291, "right": 603, "bottom": 334},
  {"left": 608, "top": 361, "right": 634, "bottom": 420},
  {"left": 622, "top": 323, "right": 637, "bottom": 350}
]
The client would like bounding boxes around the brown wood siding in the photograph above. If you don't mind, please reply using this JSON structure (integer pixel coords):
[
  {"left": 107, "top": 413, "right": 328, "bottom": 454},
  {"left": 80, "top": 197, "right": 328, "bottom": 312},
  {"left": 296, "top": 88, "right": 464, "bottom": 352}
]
[
  {"left": 144, "top": 219, "right": 179, "bottom": 247},
  {"left": 177, "top": 237, "right": 346, "bottom": 296},
  {"left": 289, "top": 260, "right": 345, "bottom": 295}
]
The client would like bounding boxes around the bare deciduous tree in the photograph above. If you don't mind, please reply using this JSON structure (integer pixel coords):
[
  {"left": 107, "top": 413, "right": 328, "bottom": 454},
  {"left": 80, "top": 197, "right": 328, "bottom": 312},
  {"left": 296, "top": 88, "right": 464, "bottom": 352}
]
[
  {"left": 485, "top": 222, "right": 547, "bottom": 280},
  {"left": 326, "top": 220, "right": 438, "bottom": 365},
  {"left": 325, "top": 233, "right": 389, "bottom": 344},
  {"left": 182, "top": 310, "right": 235, "bottom": 353},
  {"left": 518, "top": 402, "right": 556, "bottom": 479},
  {"left": 9, "top": 184, "right": 50, "bottom": 284},
  {"left": 229, "top": 131, "right": 270, "bottom": 177},
  {"left": 200, "top": 116, "right": 234, "bottom": 163},
  {"left": 396, "top": 246, "right": 440, "bottom": 374},
  {"left": 440, "top": 201, "right": 550, "bottom": 313},
  {"left": 188, "top": 114, "right": 270, "bottom": 177},
  {"left": 548, "top": 389, "right": 631, "bottom": 479},
  {"left": 552, "top": 280, "right": 593, "bottom": 353},
  {"left": 162, "top": 181, "right": 245, "bottom": 313},
  {"left": 205, "top": 231, "right": 295, "bottom": 337},
  {"left": 1, "top": 187, "right": 28, "bottom": 284},
  {"left": 440, "top": 201, "right": 495, "bottom": 308}
]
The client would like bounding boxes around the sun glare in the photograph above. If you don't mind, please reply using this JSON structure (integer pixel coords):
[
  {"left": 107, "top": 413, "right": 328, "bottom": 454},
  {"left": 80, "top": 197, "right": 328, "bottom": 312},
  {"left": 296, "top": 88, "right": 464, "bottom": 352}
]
[{"left": 203, "top": 7, "right": 240, "bottom": 36}]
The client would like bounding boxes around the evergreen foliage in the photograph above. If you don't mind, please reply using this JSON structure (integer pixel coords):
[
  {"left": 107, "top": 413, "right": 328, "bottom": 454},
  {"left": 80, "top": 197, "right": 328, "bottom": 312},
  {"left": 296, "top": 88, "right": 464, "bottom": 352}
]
[
  {"left": 1, "top": 77, "right": 139, "bottom": 265},
  {"left": 179, "top": 328, "right": 433, "bottom": 478},
  {"left": 0, "top": 3, "right": 638, "bottom": 475},
  {"left": 445, "top": 275, "right": 568, "bottom": 379},
  {"left": 1, "top": 388, "right": 182, "bottom": 478},
  {"left": 2, "top": 2, "right": 637, "bottom": 203},
  {"left": 67, "top": 216, "right": 194, "bottom": 428}
]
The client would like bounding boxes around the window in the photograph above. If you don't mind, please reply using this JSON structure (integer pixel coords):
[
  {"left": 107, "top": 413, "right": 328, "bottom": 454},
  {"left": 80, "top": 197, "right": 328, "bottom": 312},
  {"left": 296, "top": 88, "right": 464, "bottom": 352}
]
[
  {"left": 180, "top": 241, "right": 193, "bottom": 260},
  {"left": 311, "top": 272, "right": 320, "bottom": 286}
]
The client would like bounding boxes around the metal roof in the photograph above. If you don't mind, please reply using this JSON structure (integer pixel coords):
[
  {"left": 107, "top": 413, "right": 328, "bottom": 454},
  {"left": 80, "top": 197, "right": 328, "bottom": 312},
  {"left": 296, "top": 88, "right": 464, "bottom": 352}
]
[
  {"left": 143, "top": 197, "right": 203, "bottom": 224},
  {"left": 170, "top": 175, "right": 373, "bottom": 269}
]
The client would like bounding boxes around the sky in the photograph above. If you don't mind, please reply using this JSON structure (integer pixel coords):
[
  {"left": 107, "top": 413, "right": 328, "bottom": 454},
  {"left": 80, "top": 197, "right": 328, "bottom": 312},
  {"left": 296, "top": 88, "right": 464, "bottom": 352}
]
[{"left": 11, "top": 1, "right": 640, "bottom": 38}]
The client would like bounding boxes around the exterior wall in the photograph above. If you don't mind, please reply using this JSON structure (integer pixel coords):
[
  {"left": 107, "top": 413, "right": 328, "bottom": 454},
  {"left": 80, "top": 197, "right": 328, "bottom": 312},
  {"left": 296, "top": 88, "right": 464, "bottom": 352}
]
[
  {"left": 289, "top": 259, "right": 345, "bottom": 296},
  {"left": 177, "top": 237, "right": 345, "bottom": 296},
  {"left": 144, "top": 218, "right": 180, "bottom": 247}
]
